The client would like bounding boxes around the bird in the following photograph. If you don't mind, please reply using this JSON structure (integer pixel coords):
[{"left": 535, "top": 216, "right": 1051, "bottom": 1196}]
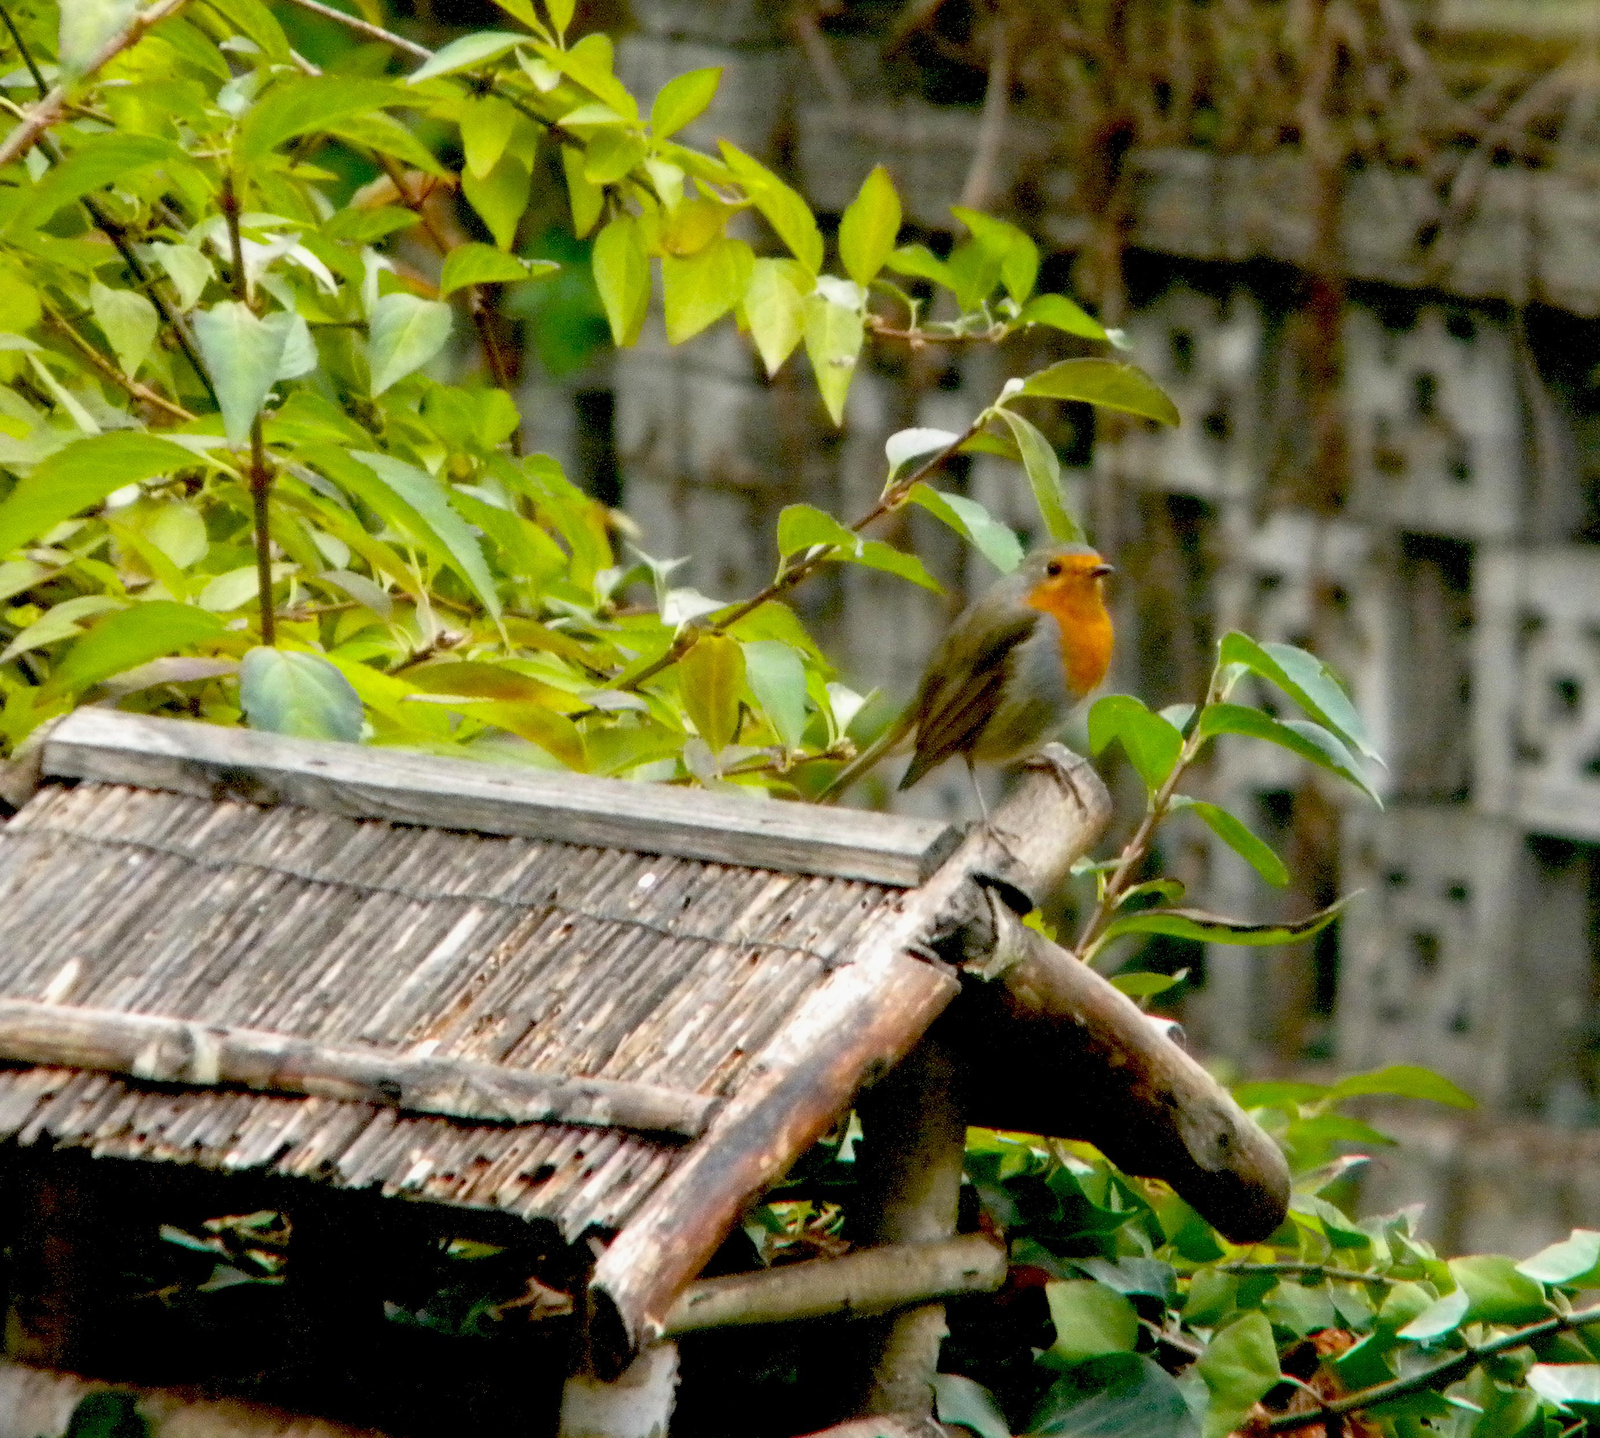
[{"left": 819, "top": 543, "right": 1115, "bottom": 813}]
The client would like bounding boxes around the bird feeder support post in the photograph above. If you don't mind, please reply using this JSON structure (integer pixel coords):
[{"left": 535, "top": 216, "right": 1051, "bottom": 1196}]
[{"left": 850, "top": 1026, "right": 968, "bottom": 1418}]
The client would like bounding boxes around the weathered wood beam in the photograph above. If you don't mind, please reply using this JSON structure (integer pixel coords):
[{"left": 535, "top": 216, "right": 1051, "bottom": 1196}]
[
  {"left": 0, "top": 998, "right": 716, "bottom": 1139},
  {"left": 588, "top": 744, "right": 1112, "bottom": 1377},
  {"left": 955, "top": 900, "right": 1291, "bottom": 1243},
  {"left": 851, "top": 1031, "right": 969, "bottom": 1418},
  {"left": 662, "top": 1234, "right": 1004, "bottom": 1334},
  {"left": 0, "top": 1360, "right": 388, "bottom": 1438},
  {"left": 42, "top": 708, "right": 961, "bottom": 887}
]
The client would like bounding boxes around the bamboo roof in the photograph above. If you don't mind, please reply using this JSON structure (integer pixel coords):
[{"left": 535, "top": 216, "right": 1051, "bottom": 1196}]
[{"left": 0, "top": 711, "right": 958, "bottom": 1241}]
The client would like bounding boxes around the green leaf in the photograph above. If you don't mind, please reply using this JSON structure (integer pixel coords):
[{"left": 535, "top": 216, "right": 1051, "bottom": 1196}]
[
  {"left": 884, "top": 243, "right": 953, "bottom": 289},
  {"left": 239, "top": 647, "right": 364, "bottom": 742},
  {"left": 1088, "top": 695, "right": 1183, "bottom": 793},
  {"left": 1, "top": 595, "right": 122, "bottom": 663},
  {"left": 535, "top": 34, "right": 637, "bottom": 119},
  {"left": 1197, "top": 1312, "right": 1279, "bottom": 1438},
  {"left": 950, "top": 206, "right": 1038, "bottom": 303},
  {"left": 1232, "top": 1079, "right": 1328, "bottom": 1110},
  {"left": 1519, "top": 1230, "right": 1600, "bottom": 1287},
  {"left": 592, "top": 214, "right": 650, "bottom": 347},
  {"left": 1171, "top": 796, "right": 1288, "bottom": 887},
  {"left": 59, "top": 0, "right": 135, "bottom": 76},
  {"left": 775, "top": 505, "right": 939, "bottom": 590},
  {"left": 1217, "top": 632, "right": 1382, "bottom": 765},
  {"left": 543, "top": 0, "right": 574, "bottom": 36},
  {"left": 679, "top": 632, "right": 744, "bottom": 754},
  {"left": 1325, "top": 1065, "right": 1476, "bottom": 1109},
  {"left": 1396, "top": 1285, "right": 1469, "bottom": 1342},
  {"left": 907, "top": 484, "right": 1022, "bottom": 574},
  {"left": 367, "top": 294, "right": 453, "bottom": 396},
  {"left": 651, "top": 66, "right": 721, "bottom": 138},
  {"left": 663, "top": 235, "right": 753, "bottom": 344},
  {"left": 886, "top": 428, "right": 960, "bottom": 482},
  {"left": 1018, "top": 359, "right": 1180, "bottom": 426},
  {"left": 407, "top": 31, "right": 526, "bottom": 84},
  {"left": 995, "top": 409, "right": 1084, "bottom": 544},
  {"left": 1020, "top": 294, "right": 1108, "bottom": 342},
  {"left": 459, "top": 95, "right": 519, "bottom": 179},
  {"left": 743, "top": 258, "right": 806, "bottom": 376},
  {"left": 855, "top": 539, "right": 940, "bottom": 591},
  {"left": 1449, "top": 1255, "right": 1551, "bottom": 1324},
  {"left": 803, "top": 290, "right": 863, "bottom": 425},
  {"left": 932, "top": 1373, "right": 1012, "bottom": 1438},
  {"left": 43, "top": 601, "right": 225, "bottom": 698},
  {"left": 562, "top": 145, "right": 604, "bottom": 237},
  {"left": 350, "top": 450, "right": 501, "bottom": 619},
  {"left": 1100, "top": 896, "right": 1351, "bottom": 949},
  {"left": 147, "top": 242, "right": 213, "bottom": 310},
  {"left": 1028, "top": 1354, "right": 1196, "bottom": 1438},
  {"left": 583, "top": 127, "right": 645, "bottom": 185},
  {"left": 60, "top": 1390, "right": 145, "bottom": 1438},
  {"left": 193, "top": 301, "right": 286, "bottom": 445},
  {"left": 8, "top": 134, "right": 186, "bottom": 235},
  {"left": 90, "top": 281, "right": 157, "bottom": 377},
  {"left": 462, "top": 149, "right": 532, "bottom": 250},
  {"left": 0, "top": 432, "right": 194, "bottom": 558},
  {"left": 719, "top": 141, "right": 823, "bottom": 273},
  {"left": 1044, "top": 1280, "right": 1138, "bottom": 1363},
  {"left": 1195, "top": 703, "right": 1381, "bottom": 804},
  {"left": 203, "top": 0, "right": 289, "bottom": 62},
  {"left": 238, "top": 77, "right": 413, "bottom": 160},
  {"left": 838, "top": 165, "right": 901, "bottom": 286},
  {"left": 1110, "top": 971, "right": 1186, "bottom": 999},
  {"left": 439, "top": 244, "right": 552, "bottom": 297},
  {"left": 742, "top": 640, "right": 807, "bottom": 749},
  {"left": 1527, "top": 1365, "right": 1600, "bottom": 1410}
]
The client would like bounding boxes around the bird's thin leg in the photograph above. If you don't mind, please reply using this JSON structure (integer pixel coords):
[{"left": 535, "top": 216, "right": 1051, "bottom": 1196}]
[{"left": 965, "top": 755, "right": 990, "bottom": 822}]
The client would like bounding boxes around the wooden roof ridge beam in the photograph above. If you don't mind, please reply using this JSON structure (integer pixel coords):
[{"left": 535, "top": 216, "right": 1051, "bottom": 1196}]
[
  {"left": 955, "top": 898, "right": 1291, "bottom": 1244},
  {"left": 0, "top": 998, "right": 718, "bottom": 1138},
  {"left": 662, "top": 1233, "right": 1005, "bottom": 1334},
  {"left": 39, "top": 708, "right": 961, "bottom": 887},
  {"left": 587, "top": 745, "right": 1113, "bottom": 1377}
]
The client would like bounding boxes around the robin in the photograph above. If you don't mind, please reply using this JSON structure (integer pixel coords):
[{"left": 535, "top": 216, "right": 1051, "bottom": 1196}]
[{"left": 819, "top": 543, "right": 1115, "bottom": 810}]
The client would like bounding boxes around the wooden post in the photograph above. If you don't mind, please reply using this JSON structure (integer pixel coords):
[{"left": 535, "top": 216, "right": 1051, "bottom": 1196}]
[{"left": 849, "top": 1028, "right": 968, "bottom": 1418}]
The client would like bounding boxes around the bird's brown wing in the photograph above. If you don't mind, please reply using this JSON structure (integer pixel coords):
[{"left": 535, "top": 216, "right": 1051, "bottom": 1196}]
[{"left": 899, "top": 608, "right": 1040, "bottom": 789}]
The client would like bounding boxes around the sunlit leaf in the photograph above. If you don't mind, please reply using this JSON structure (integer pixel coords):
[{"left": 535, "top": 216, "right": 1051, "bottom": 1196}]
[
  {"left": 1088, "top": 695, "right": 1183, "bottom": 793},
  {"left": 803, "top": 290, "right": 863, "bottom": 425},
  {"left": 907, "top": 484, "right": 1022, "bottom": 574},
  {"left": 719, "top": 140, "right": 823, "bottom": 273},
  {"left": 439, "top": 244, "right": 554, "bottom": 297},
  {"left": 651, "top": 67, "right": 721, "bottom": 138},
  {"left": 838, "top": 165, "right": 901, "bottom": 286},
  {"left": 1018, "top": 359, "right": 1180, "bottom": 426},
  {"left": 44, "top": 602, "right": 225, "bottom": 698},
  {"left": 1519, "top": 1230, "right": 1600, "bottom": 1287},
  {"left": 239, "top": 646, "right": 364, "bottom": 741},
  {"left": 459, "top": 95, "right": 520, "bottom": 179},
  {"left": 663, "top": 235, "right": 753, "bottom": 344},
  {"left": 1448, "top": 1255, "right": 1550, "bottom": 1324},
  {"left": 1045, "top": 1280, "right": 1138, "bottom": 1364},
  {"left": 1528, "top": 1365, "right": 1600, "bottom": 1409},
  {"left": 462, "top": 149, "right": 532, "bottom": 251},
  {"left": 1325, "top": 1065, "right": 1476, "bottom": 1109},
  {"left": 406, "top": 31, "right": 526, "bottom": 84},
  {"left": 679, "top": 633, "right": 744, "bottom": 754},
  {"left": 239, "top": 77, "right": 414, "bottom": 159},
  {"left": 996, "top": 409, "right": 1083, "bottom": 544},
  {"left": 886, "top": 428, "right": 960, "bottom": 483},
  {"left": 742, "top": 640, "right": 807, "bottom": 749},
  {"left": 1396, "top": 1285, "right": 1468, "bottom": 1342},
  {"left": 1100, "top": 896, "right": 1351, "bottom": 949},
  {"left": 366, "top": 294, "right": 453, "bottom": 396},
  {"left": 1171, "top": 796, "right": 1288, "bottom": 887},
  {"left": 1217, "top": 631, "right": 1381, "bottom": 764},
  {"left": 743, "top": 258, "right": 807, "bottom": 376},
  {"left": 1020, "top": 294, "right": 1108, "bottom": 342},
  {"left": 592, "top": 214, "right": 651, "bottom": 347}
]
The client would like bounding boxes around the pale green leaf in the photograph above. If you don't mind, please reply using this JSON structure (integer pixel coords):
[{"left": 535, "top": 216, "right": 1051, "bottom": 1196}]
[
  {"left": 147, "top": 242, "right": 213, "bottom": 311},
  {"left": 1088, "top": 694, "right": 1183, "bottom": 792},
  {"left": 193, "top": 300, "right": 287, "bottom": 444},
  {"left": 1518, "top": 1230, "right": 1600, "bottom": 1287},
  {"left": 592, "top": 214, "right": 650, "bottom": 346},
  {"left": 534, "top": 34, "right": 636, "bottom": 119},
  {"left": 663, "top": 235, "right": 753, "bottom": 344},
  {"left": 1027, "top": 1355, "right": 1196, "bottom": 1438},
  {"left": 886, "top": 428, "right": 960, "bottom": 482},
  {"left": 462, "top": 149, "right": 532, "bottom": 250},
  {"left": 0, "top": 594, "right": 122, "bottom": 663},
  {"left": 0, "top": 432, "right": 195, "bottom": 558},
  {"left": 583, "top": 127, "right": 646, "bottom": 185},
  {"left": 1044, "top": 1280, "right": 1138, "bottom": 1363},
  {"left": 838, "top": 165, "right": 901, "bottom": 286},
  {"left": 906, "top": 483, "right": 1022, "bottom": 574},
  {"left": 90, "top": 280, "right": 158, "bottom": 377},
  {"left": 884, "top": 243, "right": 953, "bottom": 289},
  {"left": 1528, "top": 1366, "right": 1600, "bottom": 1409},
  {"left": 1197, "top": 1313, "right": 1279, "bottom": 1438},
  {"left": 651, "top": 67, "right": 721, "bottom": 138},
  {"left": 1217, "top": 632, "right": 1381, "bottom": 764},
  {"left": 439, "top": 244, "right": 553, "bottom": 297},
  {"left": 931, "top": 1374, "right": 1012, "bottom": 1438},
  {"left": 1326, "top": 1065, "right": 1476, "bottom": 1109},
  {"left": 59, "top": 0, "right": 135, "bottom": 76},
  {"left": 1396, "top": 1286, "right": 1469, "bottom": 1342},
  {"left": 366, "top": 293, "right": 453, "bottom": 396},
  {"left": 995, "top": 409, "right": 1084, "bottom": 544},
  {"left": 562, "top": 145, "right": 604, "bottom": 238},
  {"left": 743, "top": 258, "right": 806, "bottom": 376},
  {"left": 1020, "top": 293, "right": 1107, "bottom": 341},
  {"left": 1196, "top": 702, "right": 1380, "bottom": 804},
  {"left": 718, "top": 140, "right": 823, "bottom": 273},
  {"left": 459, "top": 95, "right": 519, "bottom": 179},
  {"left": 803, "top": 291, "right": 863, "bottom": 426},
  {"left": 406, "top": 31, "right": 526, "bottom": 84},
  {"left": 1449, "top": 1255, "right": 1550, "bottom": 1324},
  {"left": 1018, "top": 359, "right": 1180, "bottom": 426},
  {"left": 239, "top": 646, "right": 364, "bottom": 741},
  {"left": 238, "top": 77, "right": 415, "bottom": 160},
  {"left": 776, "top": 502, "right": 855, "bottom": 558},
  {"left": 741, "top": 640, "right": 807, "bottom": 749}
]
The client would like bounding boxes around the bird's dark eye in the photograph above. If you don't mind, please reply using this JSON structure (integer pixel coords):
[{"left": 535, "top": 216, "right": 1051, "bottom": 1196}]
[{"left": 1046, "top": 561, "right": 1063, "bottom": 577}]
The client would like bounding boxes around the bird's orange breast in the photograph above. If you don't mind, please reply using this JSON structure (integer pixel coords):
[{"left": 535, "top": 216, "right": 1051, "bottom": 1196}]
[{"left": 1026, "top": 584, "right": 1114, "bottom": 699}]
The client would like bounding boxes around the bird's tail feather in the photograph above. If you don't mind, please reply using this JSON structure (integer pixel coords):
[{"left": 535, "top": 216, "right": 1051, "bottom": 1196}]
[{"left": 816, "top": 715, "right": 910, "bottom": 804}]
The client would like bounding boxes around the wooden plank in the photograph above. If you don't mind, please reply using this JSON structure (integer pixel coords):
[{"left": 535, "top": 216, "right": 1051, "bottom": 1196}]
[
  {"left": 0, "top": 998, "right": 718, "bottom": 1139},
  {"left": 41, "top": 709, "right": 960, "bottom": 887},
  {"left": 662, "top": 1234, "right": 1004, "bottom": 1334}
]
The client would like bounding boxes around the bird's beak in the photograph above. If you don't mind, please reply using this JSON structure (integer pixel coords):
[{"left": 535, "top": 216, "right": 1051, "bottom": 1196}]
[{"left": 1091, "top": 563, "right": 1115, "bottom": 578}]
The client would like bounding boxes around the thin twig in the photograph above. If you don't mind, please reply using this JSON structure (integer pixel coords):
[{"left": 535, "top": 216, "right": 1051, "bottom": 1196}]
[
  {"left": 1220, "top": 1262, "right": 1393, "bottom": 1283},
  {"left": 1264, "top": 1300, "right": 1600, "bottom": 1433},
  {"left": 39, "top": 300, "right": 196, "bottom": 423},
  {"left": 0, "top": 0, "right": 190, "bottom": 168},
  {"left": 272, "top": 0, "right": 430, "bottom": 60}
]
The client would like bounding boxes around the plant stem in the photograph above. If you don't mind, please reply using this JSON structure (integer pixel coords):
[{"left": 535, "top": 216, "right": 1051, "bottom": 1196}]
[
  {"left": 618, "top": 413, "right": 987, "bottom": 693},
  {"left": 1220, "top": 1262, "right": 1394, "bottom": 1283},
  {"left": 1264, "top": 1300, "right": 1600, "bottom": 1433},
  {"left": 0, "top": 0, "right": 190, "bottom": 168},
  {"left": 39, "top": 299, "right": 195, "bottom": 423},
  {"left": 271, "top": 0, "right": 430, "bottom": 59},
  {"left": 220, "top": 172, "right": 276, "bottom": 647}
]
